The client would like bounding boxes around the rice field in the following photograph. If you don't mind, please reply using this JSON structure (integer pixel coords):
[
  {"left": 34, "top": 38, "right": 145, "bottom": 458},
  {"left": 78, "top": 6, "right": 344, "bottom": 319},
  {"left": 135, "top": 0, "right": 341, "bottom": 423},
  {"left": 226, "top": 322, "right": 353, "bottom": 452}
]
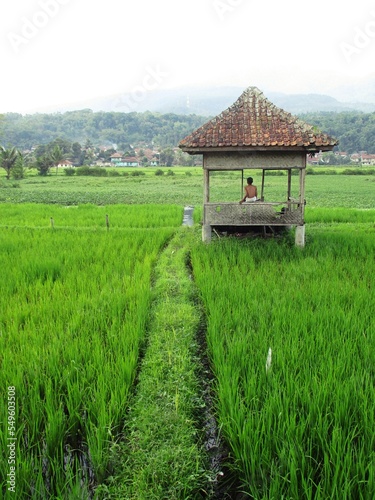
[
  {"left": 190, "top": 221, "right": 375, "bottom": 498},
  {"left": 0, "top": 203, "right": 182, "bottom": 229},
  {"left": 0, "top": 205, "right": 181, "bottom": 498},
  {"left": 1, "top": 167, "right": 375, "bottom": 208},
  {"left": 1, "top": 173, "right": 375, "bottom": 498}
]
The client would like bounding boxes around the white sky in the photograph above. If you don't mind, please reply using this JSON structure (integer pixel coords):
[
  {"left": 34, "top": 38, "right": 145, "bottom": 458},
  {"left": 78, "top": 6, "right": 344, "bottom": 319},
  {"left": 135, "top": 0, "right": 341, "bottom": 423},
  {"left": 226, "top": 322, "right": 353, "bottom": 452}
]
[{"left": 1, "top": 0, "right": 375, "bottom": 113}]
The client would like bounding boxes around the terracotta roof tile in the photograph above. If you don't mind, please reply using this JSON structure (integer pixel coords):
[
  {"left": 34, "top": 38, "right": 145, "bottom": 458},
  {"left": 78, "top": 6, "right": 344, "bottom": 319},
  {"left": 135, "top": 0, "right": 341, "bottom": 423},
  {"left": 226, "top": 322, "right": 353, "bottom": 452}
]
[{"left": 179, "top": 87, "right": 338, "bottom": 151}]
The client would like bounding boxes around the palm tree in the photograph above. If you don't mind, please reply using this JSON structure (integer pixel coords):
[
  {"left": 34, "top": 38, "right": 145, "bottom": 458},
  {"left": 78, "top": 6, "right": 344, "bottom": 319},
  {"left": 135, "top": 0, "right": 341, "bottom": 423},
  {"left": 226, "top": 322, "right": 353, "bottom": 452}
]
[
  {"left": 36, "top": 154, "right": 53, "bottom": 176},
  {"left": 0, "top": 146, "right": 20, "bottom": 179},
  {"left": 50, "top": 145, "right": 66, "bottom": 175}
]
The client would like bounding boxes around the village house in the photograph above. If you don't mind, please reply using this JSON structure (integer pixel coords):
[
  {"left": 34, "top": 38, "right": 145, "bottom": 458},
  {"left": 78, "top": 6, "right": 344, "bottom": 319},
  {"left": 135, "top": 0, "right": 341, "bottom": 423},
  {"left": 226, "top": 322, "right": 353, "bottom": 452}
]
[
  {"left": 57, "top": 159, "right": 74, "bottom": 168},
  {"left": 335, "top": 151, "right": 349, "bottom": 158},
  {"left": 122, "top": 156, "right": 139, "bottom": 166},
  {"left": 135, "top": 148, "right": 160, "bottom": 166},
  {"left": 110, "top": 153, "right": 139, "bottom": 167},
  {"left": 350, "top": 152, "right": 375, "bottom": 164},
  {"left": 306, "top": 152, "right": 323, "bottom": 165},
  {"left": 360, "top": 154, "right": 375, "bottom": 165},
  {"left": 110, "top": 152, "right": 123, "bottom": 165}
]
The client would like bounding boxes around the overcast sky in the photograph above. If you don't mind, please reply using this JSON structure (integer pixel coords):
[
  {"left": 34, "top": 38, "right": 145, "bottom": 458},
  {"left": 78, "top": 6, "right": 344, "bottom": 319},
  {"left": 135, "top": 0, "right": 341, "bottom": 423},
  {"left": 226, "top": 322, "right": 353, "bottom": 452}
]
[{"left": 1, "top": 0, "right": 375, "bottom": 113}]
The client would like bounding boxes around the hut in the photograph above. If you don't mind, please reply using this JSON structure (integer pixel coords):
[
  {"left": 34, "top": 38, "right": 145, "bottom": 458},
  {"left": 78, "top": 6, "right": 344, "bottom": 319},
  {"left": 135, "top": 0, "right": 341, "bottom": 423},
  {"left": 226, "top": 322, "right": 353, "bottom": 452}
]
[{"left": 179, "top": 87, "right": 338, "bottom": 246}]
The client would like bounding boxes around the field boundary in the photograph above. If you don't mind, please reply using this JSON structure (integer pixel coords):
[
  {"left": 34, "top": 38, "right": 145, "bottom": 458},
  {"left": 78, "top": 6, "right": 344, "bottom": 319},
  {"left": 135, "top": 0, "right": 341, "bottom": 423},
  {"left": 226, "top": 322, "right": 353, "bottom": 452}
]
[{"left": 97, "top": 227, "right": 213, "bottom": 498}]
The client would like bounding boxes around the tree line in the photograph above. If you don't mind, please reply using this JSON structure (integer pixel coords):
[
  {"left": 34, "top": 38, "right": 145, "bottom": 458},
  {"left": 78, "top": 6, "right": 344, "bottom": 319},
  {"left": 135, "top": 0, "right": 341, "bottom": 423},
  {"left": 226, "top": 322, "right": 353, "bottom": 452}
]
[
  {"left": 1, "top": 109, "right": 374, "bottom": 154},
  {"left": 1, "top": 109, "right": 375, "bottom": 180},
  {"left": 0, "top": 137, "right": 199, "bottom": 179},
  {"left": 0, "top": 110, "right": 208, "bottom": 151},
  {"left": 298, "top": 111, "right": 375, "bottom": 154}
]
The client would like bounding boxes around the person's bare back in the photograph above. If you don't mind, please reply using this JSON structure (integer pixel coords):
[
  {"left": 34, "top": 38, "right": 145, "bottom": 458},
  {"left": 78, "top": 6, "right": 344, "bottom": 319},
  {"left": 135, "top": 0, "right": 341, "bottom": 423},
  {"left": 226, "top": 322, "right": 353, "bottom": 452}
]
[
  {"left": 240, "top": 177, "right": 257, "bottom": 203},
  {"left": 245, "top": 184, "right": 257, "bottom": 199}
]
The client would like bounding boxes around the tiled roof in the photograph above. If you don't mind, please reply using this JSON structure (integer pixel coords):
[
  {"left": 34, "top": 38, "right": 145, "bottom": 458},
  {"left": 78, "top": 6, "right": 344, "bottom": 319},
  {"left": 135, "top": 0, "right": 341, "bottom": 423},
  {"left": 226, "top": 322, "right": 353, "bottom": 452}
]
[{"left": 179, "top": 87, "right": 338, "bottom": 152}]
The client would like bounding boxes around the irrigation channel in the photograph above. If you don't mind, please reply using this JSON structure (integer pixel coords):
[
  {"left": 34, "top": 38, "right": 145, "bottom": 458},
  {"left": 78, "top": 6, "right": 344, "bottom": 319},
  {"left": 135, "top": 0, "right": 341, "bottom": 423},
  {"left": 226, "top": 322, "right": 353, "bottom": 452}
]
[{"left": 94, "top": 208, "right": 239, "bottom": 499}]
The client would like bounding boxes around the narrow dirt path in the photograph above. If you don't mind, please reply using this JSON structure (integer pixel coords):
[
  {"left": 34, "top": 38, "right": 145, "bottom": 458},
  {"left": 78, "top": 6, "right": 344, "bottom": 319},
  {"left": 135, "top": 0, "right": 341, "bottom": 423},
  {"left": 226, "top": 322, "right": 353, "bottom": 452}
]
[{"left": 100, "top": 227, "right": 214, "bottom": 498}]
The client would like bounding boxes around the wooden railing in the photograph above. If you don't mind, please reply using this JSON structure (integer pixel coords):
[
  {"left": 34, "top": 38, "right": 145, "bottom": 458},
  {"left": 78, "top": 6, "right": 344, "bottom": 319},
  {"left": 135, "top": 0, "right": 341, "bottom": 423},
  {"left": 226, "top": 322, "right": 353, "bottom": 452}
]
[{"left": 204, "top": 201, "right": 304, "bottom": 226}]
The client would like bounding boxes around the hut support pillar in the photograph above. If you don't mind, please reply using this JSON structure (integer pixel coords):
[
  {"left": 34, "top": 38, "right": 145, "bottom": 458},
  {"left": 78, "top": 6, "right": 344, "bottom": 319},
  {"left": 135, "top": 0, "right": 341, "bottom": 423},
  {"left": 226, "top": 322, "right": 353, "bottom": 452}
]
[
  {"left": 295, "top": 225, "right": 305, "bottom": 247},
  {"left": 202, "top": 224, "right": 212, "bottom": 242},
  {"left": 202, "top": 162, "right": 212, "bottom": 242}
]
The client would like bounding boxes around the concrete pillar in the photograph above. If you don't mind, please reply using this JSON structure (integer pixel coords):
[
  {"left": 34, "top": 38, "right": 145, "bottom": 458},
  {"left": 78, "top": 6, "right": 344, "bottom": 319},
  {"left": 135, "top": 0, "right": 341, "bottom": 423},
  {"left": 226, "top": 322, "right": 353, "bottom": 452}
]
[
  {"left": 202, "top": 224, "right": 212, "bottom": 243},
  {"left": 295, "top": 225, "right": 305, "bottom": 247}
]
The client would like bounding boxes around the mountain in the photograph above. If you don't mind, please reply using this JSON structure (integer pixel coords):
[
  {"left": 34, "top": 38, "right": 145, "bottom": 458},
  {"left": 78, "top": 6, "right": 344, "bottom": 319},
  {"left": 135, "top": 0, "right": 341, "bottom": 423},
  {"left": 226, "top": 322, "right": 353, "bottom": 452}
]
[
  {"left": 267, "top": 92, "right": 375, "bottom": 114},
  {"left": 330, "top": 77, "right": 375, "bottom": 107},
  {"left": 32, "top": 85, "right": 375, "bottom": 116}
]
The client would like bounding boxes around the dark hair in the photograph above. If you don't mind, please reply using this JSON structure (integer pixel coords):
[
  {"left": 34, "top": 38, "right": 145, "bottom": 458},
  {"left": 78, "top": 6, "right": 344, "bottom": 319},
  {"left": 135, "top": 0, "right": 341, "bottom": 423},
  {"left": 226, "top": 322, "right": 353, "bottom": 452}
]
[{"left": 247, "top": 177, "right": 253, "bottom": 184}]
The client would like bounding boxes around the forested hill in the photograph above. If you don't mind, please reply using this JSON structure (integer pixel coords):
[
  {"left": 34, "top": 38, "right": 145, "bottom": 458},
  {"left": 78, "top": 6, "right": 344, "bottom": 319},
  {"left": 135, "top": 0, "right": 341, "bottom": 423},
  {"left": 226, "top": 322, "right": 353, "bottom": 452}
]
[
  {"left": 0, "top": 111, "right": 208, "bottom": 151},
  {"left": 1, "top": 109, "right": 375, "bottom": 154},
  {"left": 298, "top": 112, "right": 375, "bottom": 154}
]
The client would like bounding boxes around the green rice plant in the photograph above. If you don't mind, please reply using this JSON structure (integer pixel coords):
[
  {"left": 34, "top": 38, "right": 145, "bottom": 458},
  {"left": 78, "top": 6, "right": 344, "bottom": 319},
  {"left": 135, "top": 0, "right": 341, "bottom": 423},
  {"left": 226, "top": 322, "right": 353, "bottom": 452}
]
[
  {"left": 191, "top": 222, "right": 375, "bottom": 498},
  {"left": 1, "top": 167, "right": 374, "bottom": 207},
  {"left": 102, "top": 228, "right": 209, "bottom": 499},
  {"left": 306, "top": 207, "right": 375, "bottom": 224},
  {"left": 0, "top": 206, "right": 177, "bottom": 497},
  {"left": 0, "top": 203, "right": 183, "bottom": 229}
]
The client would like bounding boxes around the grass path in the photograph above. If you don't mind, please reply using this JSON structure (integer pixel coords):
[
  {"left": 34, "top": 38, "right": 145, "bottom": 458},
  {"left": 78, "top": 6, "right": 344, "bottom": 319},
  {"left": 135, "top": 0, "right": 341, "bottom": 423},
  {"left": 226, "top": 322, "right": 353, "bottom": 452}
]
[{"left": 97, "top": 227, "right": 212, "bottom": 499}]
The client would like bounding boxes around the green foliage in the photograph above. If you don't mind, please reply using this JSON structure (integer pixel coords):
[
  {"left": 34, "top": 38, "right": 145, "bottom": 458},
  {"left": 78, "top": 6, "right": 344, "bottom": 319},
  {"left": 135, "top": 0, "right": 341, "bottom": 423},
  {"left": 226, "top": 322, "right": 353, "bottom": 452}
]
[
  {"left": 191, "top": 228, "right": 375, "bottom": 498},
  {"left": 1, "top": 110, "right": 208, "bottom": 150},
  {"left": 0, "top": 146, "right": 20, "bottom": 179},
  {"left": 34, "top": 138, "right": 72, "bottom": 159},
  {"left": 49, "top": 145, "right": 65, "bottom": 168},
  {"left": 63, "top": 167, "right": 75, "bottom": 176},
  {"left": 155, "top": 168, "right": 164, "bottom": 176},
  {"left": 0, "top": 206, "right": 179, "bottom": 497},
  {"left": 299, "top": 111, "right": 375, "bottom": 154},
  {"left": 104, "top": 229, "right": 208, "bottom": 498},
  {"left": 160, "top": 147, "right": 175, "bottom": 166},
  {"left": 306, "top": 167, "right": 338, "bottom": 175},
  {"left": 11, "top": 155, "right": 27, "bottom": 180},
  {"left": 1, "top": 176, "right": 374, "bottom": 498},
  {"left": 75, "top": 166, "right": 107, "bottom": 176},
  {"left": 3, "top": 108, "right": 375, "bottom": 157},
  {"left": 75, "top": 166, "right": 91, "bottom": 176},
  {"left": 92, "top": 167, "right": 107, "bottom": 177},
  {"left": 0, "top": 203, "right": 184, "bottom": 229},
  {"left": 35, "top": 154, "right": 53, "bottom": 176},
  {"left": 265, "top": 170, "right": 285, "bottom": 176},
  {"left": 1, "top": 167, "right": 375, "bottom": 208},
  {"left": 341, "top": 168, "right": 375, "bottom": 175},
  {"left": 108, "top": 169, "right": 120, "bottom": 177}
]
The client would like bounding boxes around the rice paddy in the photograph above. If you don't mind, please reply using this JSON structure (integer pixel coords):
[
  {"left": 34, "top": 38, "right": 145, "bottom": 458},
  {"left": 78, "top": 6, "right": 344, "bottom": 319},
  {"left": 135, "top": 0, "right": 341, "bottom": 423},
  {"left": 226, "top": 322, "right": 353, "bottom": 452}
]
[
  {"left": 0, "top": 205, "right": 180, "bottom": 497},
  {"left": 190, "top": 225, "right": 375, "bottom": 498},
  {"left": 1, "top": 171, "right": 375, "bottom": 498}
]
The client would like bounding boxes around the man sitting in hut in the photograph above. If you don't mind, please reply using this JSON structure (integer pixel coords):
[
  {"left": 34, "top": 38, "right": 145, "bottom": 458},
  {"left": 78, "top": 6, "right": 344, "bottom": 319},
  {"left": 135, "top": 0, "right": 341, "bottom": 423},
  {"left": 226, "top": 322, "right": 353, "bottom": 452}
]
[{"left": 240, "top": 177, "right": 257, "bottom": 203}]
